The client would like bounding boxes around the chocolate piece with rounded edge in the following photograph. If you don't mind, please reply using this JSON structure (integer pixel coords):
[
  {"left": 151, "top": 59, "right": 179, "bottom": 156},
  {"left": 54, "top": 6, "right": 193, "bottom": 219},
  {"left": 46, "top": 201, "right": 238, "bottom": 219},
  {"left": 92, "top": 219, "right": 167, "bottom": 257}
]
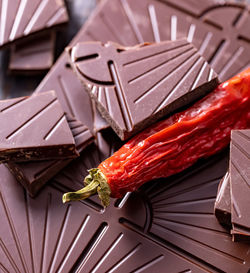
[
  {"left": 5, "top": 114, "right": 94, "bottom": 197},
  {"left": 70, "top": 39, "right": 218, "bottom": 140},
  {"left": 214, "top": 172, "right": 232, "bottom": 228},
  {"left": 230, "top": 130, "right": 250, "bottom": 242},
  {"left": 0, "top": 91, "right": 78, "bottom": 162},
  {"left": 9, "top": 32, "right": 56, "bottom": 74},
  {"left": 0, "top": 0, "right": 68, "bottom": 48}
]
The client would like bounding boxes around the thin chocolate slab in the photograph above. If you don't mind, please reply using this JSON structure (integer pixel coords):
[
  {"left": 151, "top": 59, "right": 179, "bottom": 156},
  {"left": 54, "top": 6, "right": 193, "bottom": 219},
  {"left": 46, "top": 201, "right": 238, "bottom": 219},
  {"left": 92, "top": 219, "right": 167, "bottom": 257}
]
[
  {"left": 230, "top": 130, "right": 250, "bottom": 242},
  {"left": 70, "top": 39, "right": 218, "bottom": 140},
  {"left": 9, "top": 32, "right": 55, "bottom": 74},
  {"left": 0, "top": 132, "right": 250, "bottom": 272},
  {"left": 214, "top": 172, "right": 232, "bottom": 228},
  {"left": 0, "top": 0, "right": 68, "bottom": 48},
  {"left": 0, "top": 91, "right": 78, "bottom": 162},
  {"left": 6, "top": 114, "right": 93, "bottom": 197}
]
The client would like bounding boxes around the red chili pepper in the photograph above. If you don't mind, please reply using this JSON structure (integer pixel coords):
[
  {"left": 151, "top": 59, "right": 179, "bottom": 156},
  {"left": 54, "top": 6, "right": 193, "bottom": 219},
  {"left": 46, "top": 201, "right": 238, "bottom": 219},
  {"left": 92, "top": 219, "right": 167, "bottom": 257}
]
[{"left": 63, "top": 68, "right": 250, "bottom": 207}]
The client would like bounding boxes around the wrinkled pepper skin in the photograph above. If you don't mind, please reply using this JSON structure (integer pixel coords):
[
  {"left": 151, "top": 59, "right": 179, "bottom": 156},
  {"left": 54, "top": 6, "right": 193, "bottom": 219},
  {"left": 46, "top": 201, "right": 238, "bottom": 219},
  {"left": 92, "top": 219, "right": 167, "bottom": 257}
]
[{"left": 99, "top": 68, "right": 250, "bottom": 198}]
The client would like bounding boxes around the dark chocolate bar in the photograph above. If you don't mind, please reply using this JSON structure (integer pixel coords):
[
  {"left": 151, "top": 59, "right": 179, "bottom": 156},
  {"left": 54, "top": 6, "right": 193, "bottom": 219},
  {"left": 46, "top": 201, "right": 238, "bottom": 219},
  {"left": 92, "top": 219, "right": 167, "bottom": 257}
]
[
  {"left": 70, "top": 39, "right": 218, "bottom": 140},
  {"left": 230, "top": 130, "right": 250, "bottom": 242},
  {"left": 0, "top": 134, "right": 250, "bottom": 272},
  {"left": 0, "top": 91, "right": 78, "bottom": 162},
  {"left": 214, "top": 172, "right": 232, "bottom": 228},
  {"left": 6, "top": 114, "right": 93, "bottom": 197},
  {"left": 0, "top": 0, "right": 68, "bottom": 48},
  {"left": 9, "top": 32, "right": 55, "bottom": 74}
]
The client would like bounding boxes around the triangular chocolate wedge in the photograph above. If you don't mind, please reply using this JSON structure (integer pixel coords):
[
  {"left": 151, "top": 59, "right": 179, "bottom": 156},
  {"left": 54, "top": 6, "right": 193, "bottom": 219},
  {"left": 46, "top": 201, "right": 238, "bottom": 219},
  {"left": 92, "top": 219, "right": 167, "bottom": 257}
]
[
  {"left": 230, "top": 130, "right": 250, "bottom": 242},
  {"left": 0, "top": 0, "right": 68, "bottom": 48},
  {"left": 6, "top": 114, "right": 94, "bottom": 196},
  {"left": 70, "top": 38, "right": 218, "bottom": 140},
  {"left": 0, "top": 91, "right": 79, "bottom": 162}
]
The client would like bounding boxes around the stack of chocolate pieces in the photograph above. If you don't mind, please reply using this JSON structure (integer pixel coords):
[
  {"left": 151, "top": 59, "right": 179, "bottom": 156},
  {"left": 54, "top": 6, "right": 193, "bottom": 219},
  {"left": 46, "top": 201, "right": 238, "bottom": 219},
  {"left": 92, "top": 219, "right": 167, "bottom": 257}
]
[
  {"left": 215, "top": 129, "right": 250, "bottom": 242},
  {"left": 1, "top": 0, "right": 250, "bottom": 272},
  {"left": 0, "top": 90, "right": 94, "bottom": 196}
]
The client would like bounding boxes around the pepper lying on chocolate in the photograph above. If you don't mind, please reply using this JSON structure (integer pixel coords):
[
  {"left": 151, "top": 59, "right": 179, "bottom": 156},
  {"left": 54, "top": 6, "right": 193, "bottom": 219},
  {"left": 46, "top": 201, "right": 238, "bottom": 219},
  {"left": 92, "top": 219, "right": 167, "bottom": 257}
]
[{"left": 63, "top": 68, "right": 250, "bottom": 207}]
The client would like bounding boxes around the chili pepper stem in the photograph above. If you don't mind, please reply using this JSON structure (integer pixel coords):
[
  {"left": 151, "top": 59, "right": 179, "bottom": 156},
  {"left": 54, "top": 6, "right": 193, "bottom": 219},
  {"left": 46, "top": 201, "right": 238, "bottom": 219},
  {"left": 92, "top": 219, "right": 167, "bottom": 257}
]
[{"left": 62, "top": 168, "right": 111, "bottom": 207}]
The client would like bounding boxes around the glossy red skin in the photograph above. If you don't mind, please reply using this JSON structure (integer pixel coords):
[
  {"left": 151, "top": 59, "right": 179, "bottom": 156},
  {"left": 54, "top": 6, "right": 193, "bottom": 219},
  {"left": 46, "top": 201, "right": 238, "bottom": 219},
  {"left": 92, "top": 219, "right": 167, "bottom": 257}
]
[{"left": 98, "top": 68, "right": 250, "bottom": 198}]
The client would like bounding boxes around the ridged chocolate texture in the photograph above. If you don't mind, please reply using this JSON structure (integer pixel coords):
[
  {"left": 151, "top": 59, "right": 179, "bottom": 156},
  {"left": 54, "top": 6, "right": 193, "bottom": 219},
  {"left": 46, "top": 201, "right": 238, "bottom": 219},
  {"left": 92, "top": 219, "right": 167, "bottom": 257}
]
[
  {"left": 0, "top": 90, "right": 78, "bottom": 162},
  {"left": 70, "top": 39, "right": 218, "bottom": 140},
  {"left": 214, "top": 172, "right": 232, "bottom": 228},
  {"left": 5, "top": 114, "right": 94, "bottom": 197},
  {"left": 71, "top": 0, "right": 250, "bottom": 82},
  {"left": 1, "top": 135, "right": 250, "bottom": 272},
  {"left": 230, "top": 130, "right": 250, "bottom": 242},
  {"left": 35, "top": 54, "right": 109, "bottom": 134},
  {"left": 9, "top": 32, "right": 55, "bottom": 74},
  {"left": 0, "top": 0, "right": 68, "bottom": 48},
  {"left": 35, "top": 0, "right": 250, "bottom": 135}
]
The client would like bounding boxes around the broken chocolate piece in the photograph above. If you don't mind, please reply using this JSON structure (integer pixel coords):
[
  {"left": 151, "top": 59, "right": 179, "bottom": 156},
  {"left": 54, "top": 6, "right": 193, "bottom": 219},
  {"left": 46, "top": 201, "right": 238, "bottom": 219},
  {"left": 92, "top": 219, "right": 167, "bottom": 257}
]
[
  {"left": 214, "top": 171, "right": 231, "bottom": 228},
  {"left": 230, "top": 130, "right": 250, "bottom": 242},
  {"left": 9, "top": 32, "right": 55, "bottom": 74},
  {"left": 0, "top": 91, "right": 78, "bottom": 162},
  {"left": 0, "top": 0, "right": 68, "bottom": 48},
  {"left": 6, "top": 114, "right": 93, "bottom": 197},
  {"left": 70, "top": 39, "right": 218, "bottom": 140}
]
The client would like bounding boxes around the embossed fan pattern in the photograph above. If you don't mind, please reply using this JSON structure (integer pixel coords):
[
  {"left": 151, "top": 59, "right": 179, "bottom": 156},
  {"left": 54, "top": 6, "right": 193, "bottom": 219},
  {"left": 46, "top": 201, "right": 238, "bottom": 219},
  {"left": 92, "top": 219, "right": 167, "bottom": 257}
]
[{"left": 0, "top": 0, "right": 68, "bottom": 47}]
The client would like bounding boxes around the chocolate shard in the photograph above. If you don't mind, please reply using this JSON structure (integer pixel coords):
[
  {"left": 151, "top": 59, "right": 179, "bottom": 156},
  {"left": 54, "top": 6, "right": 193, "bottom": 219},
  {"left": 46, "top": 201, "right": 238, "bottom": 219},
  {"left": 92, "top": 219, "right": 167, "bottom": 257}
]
[
  {"left": 230, "top": 130, "right": 250, "bottom": 242},
  {"left": 0, "top": 90, "right": 79, "bottom": 162},
  {"left": 5, "top": 114, "right": 94, "bottom": 197},
  {"left": 9, "top": 32, "right": 55, "bottom": 74},
  {"left": 0, "top": 0, "right": 68, "bottom": 48},
  {"left": 70, "top": 39, "right": 218, "bottom": 140},
  {"left": 214, "top": 171, "right": 232, "bottom": 228}
]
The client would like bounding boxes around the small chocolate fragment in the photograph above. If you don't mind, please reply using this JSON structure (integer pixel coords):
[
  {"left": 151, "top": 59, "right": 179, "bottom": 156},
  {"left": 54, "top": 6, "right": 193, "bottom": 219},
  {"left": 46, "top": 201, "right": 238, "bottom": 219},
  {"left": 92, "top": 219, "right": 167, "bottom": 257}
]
[
  {"left": 9, "top": 32, "right": 55, "bottom": 74},
  {"left": 0, "top": 91, "right": 78, "bottom": 162},
  {"left": 0, "top": 0, "right": 68, "bottom": 48},
  {"left": 230, "top": 130, "right": 250, "bottom": 242},
  {"left": 70, "top": 39, "right": 218, "bottom": 140},
  {"left": 214, "top": 171, "right": 231, "bottom": 228},
  {"left": 6, "top": 114, "right": 93, "bottom": 197}
]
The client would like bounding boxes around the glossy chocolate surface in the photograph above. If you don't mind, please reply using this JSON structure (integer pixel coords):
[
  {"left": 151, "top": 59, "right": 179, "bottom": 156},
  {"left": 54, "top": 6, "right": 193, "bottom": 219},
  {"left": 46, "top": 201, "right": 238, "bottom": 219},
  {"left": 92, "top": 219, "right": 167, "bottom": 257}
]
[
  {"left": 0, "top": 91, "right": 78, "bottom": 162},
  {"left": 70, "top": 39, "right": 218, "bottom": 139},
  {"left": 0, "top": 0, "right": 68, "bottom": 48}
]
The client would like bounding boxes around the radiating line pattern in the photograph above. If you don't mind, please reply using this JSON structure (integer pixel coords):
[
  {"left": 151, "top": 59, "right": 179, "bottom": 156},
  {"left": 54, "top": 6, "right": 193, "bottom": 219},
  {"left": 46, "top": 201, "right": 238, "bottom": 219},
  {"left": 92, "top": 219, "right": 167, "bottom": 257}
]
[
  {"left": 139, "top": 153, "right": 250, "bottom": 273},
  {"left": 71, "top": 39, "right": 217, "bottom": 139},
  {"left": 0, "top": 91, "right": 75, "bottom": 150},
  {"left": 0, "top": 0, "right": 68, "bottom": 47},
  {"left": 230, "top": 130, "right": 250, "bottom": 239}
]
